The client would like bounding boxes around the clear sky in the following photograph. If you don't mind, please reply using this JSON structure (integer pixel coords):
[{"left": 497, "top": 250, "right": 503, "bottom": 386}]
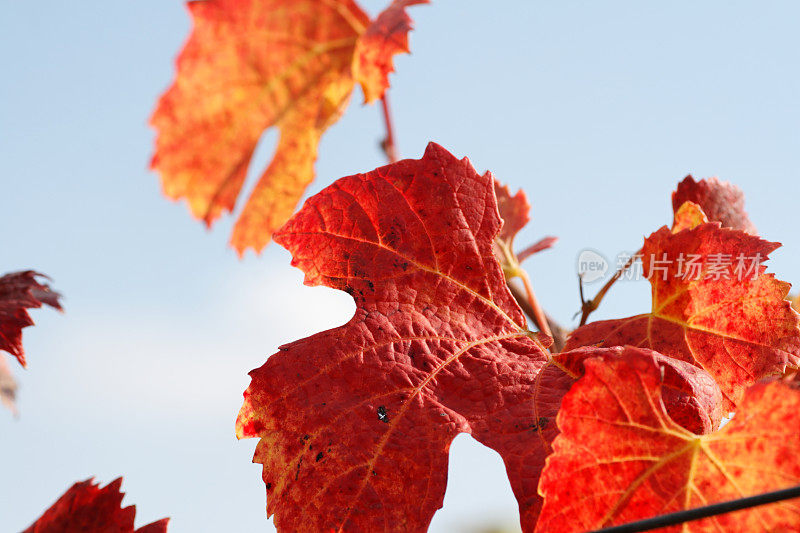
[{"left": 1, "top": 1, "right": 798, "bottom": 531}]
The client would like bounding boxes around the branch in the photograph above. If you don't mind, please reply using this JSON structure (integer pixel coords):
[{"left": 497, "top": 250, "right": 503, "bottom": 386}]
[
  {"left": 579, "top": 253, "right": 636, "bottom": 326},
  {"left": 380, "top": 94, "right": 399, "bottom": 163}
]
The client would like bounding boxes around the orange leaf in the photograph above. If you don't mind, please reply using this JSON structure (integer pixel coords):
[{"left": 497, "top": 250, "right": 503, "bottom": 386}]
[
  {"left": 537, "top": 349, "right": 800, "bottom": 532},
  {"left": 500, "top": 345, "right": 722, "bottom": 530},
  {"left": 566, "top": 222, "right": 800, "bottom": 410},
  {"left": 23, "top": 478, "right": 168, "bottom": 533},
  {"left": 673, "top": 175, "right": 757, "bottom": 234},
  {"left": 671, "top": 201, "right": 709, "bottom": 233},
  {"left": 0, "top": 270, "right": 62, "bottom": 368},
  {"left": 151, "top": 0, "right": 426, "bottom": 254},
  {"left": 236, "top": 143, "right": 564, "bottom": 530},
  {"left": 151, "top": 0, "right": 370, "bottom": 254},
  {"left": 354, "top": 0, "right": 428, "bottom": 103}
]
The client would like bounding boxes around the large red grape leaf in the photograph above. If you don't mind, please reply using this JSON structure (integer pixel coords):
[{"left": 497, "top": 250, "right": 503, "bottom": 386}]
[
  {"left": 151, "top": 0, "right": 425, "bottom": 254},
  {"left": 23, "top": 478, "right": 169, "bottom": 533},
  {"left": 236, "top": 143, "right": 563, "bottom": 531},
  {"left": 0, "top": 270, "right": 62, "bottom": 367},
  {"left": 493, "top": 345, "right": 722, "bottom": 531},
  {"left": 537, "top": 350, "right": 800, "bottom": 532},
  {"left": 353, "top": 0, "right": 428, "bottom": 103},
  {"left": 565, "top": 221, "right": 800, "bottom": 410},
  {"left": 673, "top": 175, "right": 756, "bottom": 234}
]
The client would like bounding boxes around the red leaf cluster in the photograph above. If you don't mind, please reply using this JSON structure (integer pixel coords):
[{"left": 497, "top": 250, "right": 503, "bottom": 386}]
[{"left": 236, "top": 152, "right": 800, "bottom": 531}]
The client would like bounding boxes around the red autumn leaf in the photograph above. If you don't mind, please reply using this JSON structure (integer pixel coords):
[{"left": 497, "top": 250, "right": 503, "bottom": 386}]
[
  {"left": 496, "top": 345, "right": 722, "bottom": 530},
  {"left": 236, "top": 143, "right": 565, "bottom": 531},
  {"left": 565, "top": 221, "right": 800, "bottom": 410},
  {"left": 23, "top": 478, "right": 169, "bottom": 533},
  {"left": 537, "top": 349, "right": 800, "bottom": 532},
  {"left": 673, "top": 175, "right": 757, "bottom": 234},
  {"left": 151, "top": 0, "right": 425, "bottom": 255},
  {"left": 0, "top": 270, "right": 62, "bottom": 368},
  {"left": 354, "top": 0, "right": 428, "bottom": 103},
  {"left": 555, "top": 346, "right": 724, "bottom": 435}
]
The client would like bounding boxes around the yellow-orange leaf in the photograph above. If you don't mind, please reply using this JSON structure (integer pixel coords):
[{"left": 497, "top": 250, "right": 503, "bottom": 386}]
[
  {"left": 151, "top": 0, "right": 370, "bottom": 254},
  {"left": 671, "top": 201, "right": 709, "bottom": 233},
  {"left": 151, "top": 0, "right": 426, "bottom": 254},
  {"left": 537, "top": 350, "right": 800, "bottom": 532}
]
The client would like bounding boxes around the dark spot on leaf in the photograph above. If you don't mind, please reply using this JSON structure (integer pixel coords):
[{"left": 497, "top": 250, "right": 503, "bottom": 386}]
[
  {"left": 529, "top": 417, "right": 550, "bottom": 431},
  {"left": 295, "top": 458, "right": 303, "bottom": 481},
  {"left": 377, "top": 405, "right": 389, "bottom": 423},
  {"left": 266, "top": 483, "right": 272, "bottom": 490},
  {"left": 315, "top": 452, "right": 324, "bottom": 462},
  {"left": 344, "top": 286, "right": 354, "bottom": 296}
]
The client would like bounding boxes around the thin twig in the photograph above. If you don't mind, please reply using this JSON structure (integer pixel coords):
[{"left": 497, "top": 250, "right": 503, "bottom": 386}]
[
  {"left": 507, "top": 280, "right": 566, "bottom": 352},
  {"left": 579, "top": 253, "right": 636, "bottom": 326},
  {"left": 380, "top": 94, "right": 399, "bottom": 163}
]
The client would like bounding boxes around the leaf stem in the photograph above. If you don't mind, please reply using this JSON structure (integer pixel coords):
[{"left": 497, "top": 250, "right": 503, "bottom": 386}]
[
  {"left": 380, "top": 94, "right": 399, "bottom": 163},
  {"left": 507, "top": 279, "right": 566, "bottom": 352},
  {"left": 519, "top": 270, "right": 552, "bottom": 339}
]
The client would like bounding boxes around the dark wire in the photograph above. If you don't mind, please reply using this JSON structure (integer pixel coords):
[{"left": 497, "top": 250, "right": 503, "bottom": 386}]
[{"left": 591, "top": 484, "right": 800, "bottom": 533}]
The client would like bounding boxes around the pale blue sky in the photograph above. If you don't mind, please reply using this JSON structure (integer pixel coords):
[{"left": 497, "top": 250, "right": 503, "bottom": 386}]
[{"left": 1, "top": 1, "right": 798, "bottom": 531}]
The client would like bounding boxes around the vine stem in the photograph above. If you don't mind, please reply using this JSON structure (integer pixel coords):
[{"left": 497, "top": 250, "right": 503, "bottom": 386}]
[
  {"left": 579, "top": 253, "right": 636, "bottom": 326},
  {"left": 519, "top": 269, "right": 552, "bottom": 339},
  {"left": 507, "top": 278, "right": 566, "bottom": 352},
  {"left": 380, "top": 94, "right": 399, "bottom": 163}
]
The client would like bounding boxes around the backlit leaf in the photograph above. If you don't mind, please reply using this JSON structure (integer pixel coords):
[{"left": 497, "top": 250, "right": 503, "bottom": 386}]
[
  {"left": 503, "top": 345, "right": 722, "bottom": 530},
  {"left": 236, "top": 143, "right": 562, "bottom": 531},
  {"left": 537, "top": 349, "right": 800, "bottom": 532},
  {"left": 151, "top": 0, "right": 425, "bottom": 254},
  {"left": 23, "top": 478, "right": 169, "bottom": 533},
  {"left": 566, "top": 221, "right": 800, "bottom": 410}
]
